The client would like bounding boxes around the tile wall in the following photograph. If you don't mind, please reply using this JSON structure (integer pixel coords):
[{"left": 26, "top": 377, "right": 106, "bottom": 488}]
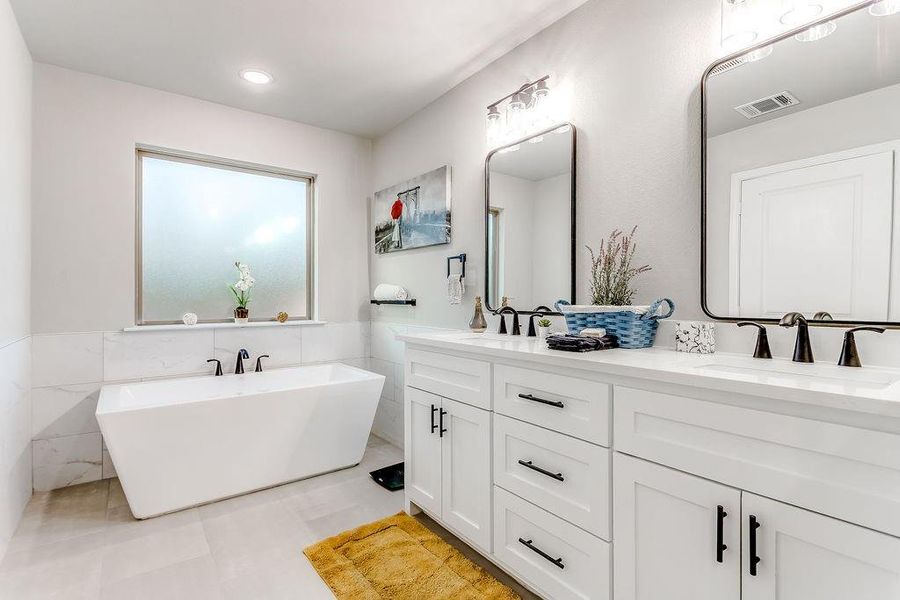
[{"left": 30, "top": 322, "right": 370, "bottom": 491}]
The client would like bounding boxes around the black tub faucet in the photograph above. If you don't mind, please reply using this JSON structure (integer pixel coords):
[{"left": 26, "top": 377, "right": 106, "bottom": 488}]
[
  {"left": 497, "top": 306, "right": 521, "bottom": 335},
  {"left": 779, "top": 312, "right": 813, "bottom": 363},
  {"left": 235, "top": 349, "right": 250, "bottom": 374},
  {"left": 255, "top": 354, "right": 270, "bottom": 372},
  {"left": 838, "top": 327, "right": 885, "bottom": 367}
]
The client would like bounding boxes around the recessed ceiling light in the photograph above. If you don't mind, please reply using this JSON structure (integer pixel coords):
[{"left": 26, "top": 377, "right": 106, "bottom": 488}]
[{"left": 239, "top": 69, "right": 273, "bottom": 85}]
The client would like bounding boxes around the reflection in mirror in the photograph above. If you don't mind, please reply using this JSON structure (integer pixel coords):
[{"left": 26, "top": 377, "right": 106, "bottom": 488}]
[
  {"left": 703, "top": 3, "right": 900, "bottom": 323},
  {"left": 485, "top": 124, "right": 574, "bottom": 312}
]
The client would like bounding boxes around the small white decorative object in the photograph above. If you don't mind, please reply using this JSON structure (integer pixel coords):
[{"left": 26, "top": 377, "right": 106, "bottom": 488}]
[
  {"left": 674, "top": 321, "right": 716, "bottom": 354},
  {"left": 182, "top": 312, "right": 198, "bottom": 326}
]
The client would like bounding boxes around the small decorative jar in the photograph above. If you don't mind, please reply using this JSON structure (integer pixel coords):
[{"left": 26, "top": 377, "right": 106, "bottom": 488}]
[
  {"left": 182, "top": 312, "right": 198, "bottom": 326},
  {"left": 469, "top": 296, "right": 488, "bottom": 333},
  {"left": 234, "top": 307, "right": 250, "bottom": 324},
  {"left": 674, "top": 321, "right": 716, "bottom": 354}
]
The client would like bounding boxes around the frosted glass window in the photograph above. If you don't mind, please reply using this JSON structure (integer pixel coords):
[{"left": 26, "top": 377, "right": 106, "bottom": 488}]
[{"left": 138, "top": 151, "right": 312, "bottom": 324}]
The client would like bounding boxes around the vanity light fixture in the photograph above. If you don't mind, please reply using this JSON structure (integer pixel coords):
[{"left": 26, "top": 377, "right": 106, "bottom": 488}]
[
  {"left": 485, "top": 75, "right": 553, "bottom": 148},
  {"left": 870, "top": 0, "right": 900, "bottom": 16},
  {"left": 780, "top": 1, "right": 823, "bottom": 26},
  {"left": 743, "top": 44, "right": 774, "bottom": 62},
  {"left": 239, "top": 69, "right": 273, "bottom": 85}
]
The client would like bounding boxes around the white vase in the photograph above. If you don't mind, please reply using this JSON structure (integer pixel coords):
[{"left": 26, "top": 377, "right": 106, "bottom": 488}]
[
  {"left": 538, "top": 325, "right": 552, "bottom": 339},
  {"left": 674, "top": 321, "right": 716, "bottom": 353}
]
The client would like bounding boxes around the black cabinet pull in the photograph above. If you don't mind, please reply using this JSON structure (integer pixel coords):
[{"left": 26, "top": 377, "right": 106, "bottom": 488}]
[
  {"left": 518, "top": 460, "right": 564, "bottom": 482},
  {"left": 749, "top": 515, "right": 761, "bottom": 576},
  {"left": 430, "top": 404, "right": 438, "bottom": 434},
  {"left": 518, "top": 538, "right": 564, "bottom": 569},
  {"left": 517, "top": 393, "right": 564, "bottom": 409},
  {"left": 716, "top": 505, "right": 728, "bottom": 563},
  {"left": 439, "top": 408, "right": 447, "bottom": 437}
]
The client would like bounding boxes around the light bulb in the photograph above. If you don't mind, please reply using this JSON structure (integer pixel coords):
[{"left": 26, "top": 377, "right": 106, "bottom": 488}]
[
  {"left": 780, "top": 1, "right": 823, "bottom": 25},
  {"left": 794, "top": 20, "right": 836, "bottom": 41},
  {"left": 239, "top": 69, "right": 273, "bottom": 84},
  {"left": 870, "top": 0, "right": 900, "bottom": 16},
  {"left": 506, "top": 93, "right": 526, "bottom": 140},
  {"left": 721, "top": 0, "right": 759, "bottom": 52},
  {"left": 486, "top": 105, "right": 501, "bottom": 147}
]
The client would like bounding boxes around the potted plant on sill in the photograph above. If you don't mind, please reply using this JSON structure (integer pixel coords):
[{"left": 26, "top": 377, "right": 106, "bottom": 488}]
[
  {"left": 555, "top": 226, "right": 674, "bottom": 348},
  {"left": 229, "top": 262, "right": 255, "bottom": 323}
]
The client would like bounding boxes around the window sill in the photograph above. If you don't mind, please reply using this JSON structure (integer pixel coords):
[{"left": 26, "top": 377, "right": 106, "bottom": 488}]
[{"left": 122, "top": 320, "right": 327, "bottom": 332}]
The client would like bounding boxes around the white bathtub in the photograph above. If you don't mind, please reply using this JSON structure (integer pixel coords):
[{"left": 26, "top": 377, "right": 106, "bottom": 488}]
[{"left": 97, "top": 363, "right": 384, "bottom": 518}]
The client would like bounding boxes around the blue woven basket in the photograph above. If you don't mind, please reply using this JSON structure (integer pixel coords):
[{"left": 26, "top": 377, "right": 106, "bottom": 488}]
[{"left": 555, "top": 298, "right": 675, "bottom": 349}]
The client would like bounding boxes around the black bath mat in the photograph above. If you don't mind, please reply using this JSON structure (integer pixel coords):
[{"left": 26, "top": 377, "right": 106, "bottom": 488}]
[{"left": 370, "top": 462, "right": 404, "bottom": 491}]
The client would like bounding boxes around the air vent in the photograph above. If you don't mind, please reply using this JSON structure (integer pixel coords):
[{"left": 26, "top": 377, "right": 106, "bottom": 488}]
[
  {"left": 734, "top": 91, "right": 800, "bottom": 119},
  {"left": 709, "top": 56, "right": 746, "bottom": 77}
]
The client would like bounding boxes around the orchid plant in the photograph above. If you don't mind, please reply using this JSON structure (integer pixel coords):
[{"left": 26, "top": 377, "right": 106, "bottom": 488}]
[{"left": 229, "top": 262, "right": 255, "bottom": 309}]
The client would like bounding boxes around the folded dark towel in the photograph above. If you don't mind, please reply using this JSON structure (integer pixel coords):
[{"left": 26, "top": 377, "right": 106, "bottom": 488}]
[{"left": 546, "top": 334, "right": 619, "bottom": 352}]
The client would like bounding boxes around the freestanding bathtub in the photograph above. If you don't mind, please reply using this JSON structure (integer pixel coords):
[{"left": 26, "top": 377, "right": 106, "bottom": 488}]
[{"left": 97, "top": 363, "right": 384, "bottom": 518}]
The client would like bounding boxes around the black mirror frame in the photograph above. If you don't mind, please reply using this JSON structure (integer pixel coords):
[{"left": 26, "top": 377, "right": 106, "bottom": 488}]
[
  {"left": 699, "top": 0, "right": 895, "bottom": 328},
  {"left": 483, "top": 122, "right": 577, "bottom": 315}
]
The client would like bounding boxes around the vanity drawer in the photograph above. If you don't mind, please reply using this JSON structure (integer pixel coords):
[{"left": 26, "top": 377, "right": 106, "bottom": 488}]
[
  {"left": 493, "top": 486, "right": 610, "bottom": 600},
  {"left": 614, "top": 385, "right": 900, "bottom": 537},
  {"left": 405, "top": 348, "right": 491, "bottom": 410},
  {"left": 493, "top": 414, "right": 610, "bottom": 539},
  {"left": 494, "top": 364, "right": 610, "bottom": 445}
]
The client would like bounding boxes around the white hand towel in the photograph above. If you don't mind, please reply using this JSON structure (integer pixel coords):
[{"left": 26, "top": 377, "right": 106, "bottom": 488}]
[
  {"left": 447, "top": 275, "right": 464, "bottom": 305},
  {"left": 373, "top": 284, "right": 409, "bottom": 301}
]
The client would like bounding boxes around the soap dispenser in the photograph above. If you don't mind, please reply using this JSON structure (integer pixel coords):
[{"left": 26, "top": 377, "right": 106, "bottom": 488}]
[{"left": 469, "top": 296, "right": 488, "bottom": 333}]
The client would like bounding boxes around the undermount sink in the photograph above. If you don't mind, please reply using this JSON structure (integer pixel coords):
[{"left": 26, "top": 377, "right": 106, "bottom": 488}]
[{"left": 697, "top": 362, "right": 900, "bottom": 390}]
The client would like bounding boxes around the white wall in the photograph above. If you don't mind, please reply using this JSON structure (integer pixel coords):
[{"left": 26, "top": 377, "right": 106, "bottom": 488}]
[
  {"left": 707, "top": 83, "right": 900, "bottom": 317},
  {"left": 532, "top": 172, "right": 571, "bottom": 307},
  {"left": 28, "top": 65, "right": 374, "bottom": 490},
  {"left": 0, "top": 0, "right": 32, "bottom": 562},
  {"left": 32, "top": 64, "right": 373, "bottom": 334}
]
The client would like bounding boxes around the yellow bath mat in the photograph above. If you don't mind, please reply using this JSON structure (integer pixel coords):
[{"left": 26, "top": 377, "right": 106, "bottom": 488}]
[{"left": 303, "top": 512, "right": 520, "bottom": 600}]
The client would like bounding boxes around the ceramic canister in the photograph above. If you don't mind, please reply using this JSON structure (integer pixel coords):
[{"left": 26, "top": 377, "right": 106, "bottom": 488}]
[{"left": 674, "top": 321, "right": 716, "bottom": 354}]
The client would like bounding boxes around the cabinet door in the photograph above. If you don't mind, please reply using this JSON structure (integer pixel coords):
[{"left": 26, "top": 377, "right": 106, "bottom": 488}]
[
  {"left": 614, "top": 454, "right": 740, "bottom": 600},
  {"left": 742, "top": 493, "right": 900, "bottom": 600},
  {"left": 404, "top": 387, "right": 442, "bottom": 515},
  {"left": 441, "top": 397, "right": 492, "bottom": 552}
]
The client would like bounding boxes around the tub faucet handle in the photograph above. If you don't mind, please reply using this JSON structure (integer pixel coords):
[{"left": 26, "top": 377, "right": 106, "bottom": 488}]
[
  {"left": 206, "top": 359, "right": 223, "bottom": 376},
  {"left": 255, "top": 355, "right": 270, "bottom": 372},
  {"left": 235, "top": 349, "right": 250, "bottom": 374}
]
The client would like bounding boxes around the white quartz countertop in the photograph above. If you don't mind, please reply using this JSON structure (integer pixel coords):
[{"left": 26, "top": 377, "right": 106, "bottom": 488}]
[{"left": 398, "top": 331, "right": 900, "bottom": 419}]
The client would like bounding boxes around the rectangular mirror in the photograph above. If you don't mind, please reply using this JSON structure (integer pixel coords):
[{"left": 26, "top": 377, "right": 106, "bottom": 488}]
[
  {"left": 703, "top": 1, "right": 900, "bottom": 325},
  {"left": 485, "top": 123, "right": 575, "bottom": 312}
]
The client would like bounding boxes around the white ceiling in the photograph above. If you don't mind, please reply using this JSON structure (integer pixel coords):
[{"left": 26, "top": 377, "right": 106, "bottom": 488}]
[
  {"left": 707, "top": 6, "right": 900, "bottom": 136},
  {"left": 490, "top": 128, "right": 573, "bottom": 181},
  {"left": 10, "top": 0, "right": 589, "bottom": 138}
]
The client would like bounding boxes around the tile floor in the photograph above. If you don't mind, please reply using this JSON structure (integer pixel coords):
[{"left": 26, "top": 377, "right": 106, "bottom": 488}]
[{"left": 0, "top": 436, "right": 536, "bottom": 599}]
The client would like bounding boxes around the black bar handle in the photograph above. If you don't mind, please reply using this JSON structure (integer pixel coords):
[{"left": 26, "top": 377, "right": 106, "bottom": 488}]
[
  {"left": 518, "top": 538, "right": 564, "bottom": 569},
  {"left": 517, "top": 393, "right": 564, "bottom": 409},
  {"left": 716, "top": 505, "right": 728, "bottom": 563},
  {"left": 749, "top": 515, "right": 761, "bottom": 576},
  {"left": 439, "top": 408, "right": 447, "bottom": 437},
  {"left": 518, "top": 460, "right": 564, "bottom": 482},
  {"left": 430, "top": 404, "right": 438, "bottom": 434}
]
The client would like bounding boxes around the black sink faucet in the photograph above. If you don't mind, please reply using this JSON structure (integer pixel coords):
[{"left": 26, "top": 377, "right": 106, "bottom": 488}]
[
  {"left": 235, "top": 348, "right": 250, "bottom": 374},
  {"left": 838, "top": 326, "right": 885, "bottom": 367},
  {"left": 497, "top": 306, "right": 521, "bottom": 336},
  {"left": 255, "top": 354, "right": 270, "bottom": 372},
  {"left": 779, "top": 312, "right": 813, "bottom": 363}
]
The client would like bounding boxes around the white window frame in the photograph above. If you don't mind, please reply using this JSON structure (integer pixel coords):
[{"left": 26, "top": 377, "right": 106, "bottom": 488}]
[{"left": 134, "top": 145, "right": 316, "bottom": 325}]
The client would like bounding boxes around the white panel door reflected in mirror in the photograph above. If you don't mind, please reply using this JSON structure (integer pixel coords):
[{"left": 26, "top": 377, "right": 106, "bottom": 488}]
[
  {"left": 703, "top": 2, "right": 900, "bottom": 324},
  {"left": 485, "top": 124, "right": 575, "bottom": 312}
]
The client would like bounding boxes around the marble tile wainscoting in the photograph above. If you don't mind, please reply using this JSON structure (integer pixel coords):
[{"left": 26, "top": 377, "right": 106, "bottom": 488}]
[
  {"left": 30, "top": 322, "right": 370, "bottom": 492},
  {"left": 0, "top": 336, "right": 32, "bottom": 562}
]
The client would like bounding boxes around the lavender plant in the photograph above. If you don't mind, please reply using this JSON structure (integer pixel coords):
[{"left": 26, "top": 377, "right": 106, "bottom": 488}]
[{"left": 586, "top": 226, "right": 651, "bottom": 306}]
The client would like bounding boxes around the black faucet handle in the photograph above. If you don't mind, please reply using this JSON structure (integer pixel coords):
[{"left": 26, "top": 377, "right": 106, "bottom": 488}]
[
  {"left": 839, "top": 327, "right": 885, "bottom": 368},
  {"left": 737, "top": 321, "right": 772, "bottom": 359},
  {"left": 255, "top": 355, "right": 270, "bottom": 372},
  {"left": 238, "top": 348, "right": 250, "bottom": 359},
  {"left": 207, "top": 359, "right": 223, "bottom": 376}
]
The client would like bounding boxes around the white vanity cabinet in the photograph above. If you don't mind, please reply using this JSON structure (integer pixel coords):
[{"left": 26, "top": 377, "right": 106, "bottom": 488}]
[
  {"left": 401, "top": 334, "right": 900, "bottom": 600},
  {"left": 404, "top": 382, "right": 492, "bottom": 551}
]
